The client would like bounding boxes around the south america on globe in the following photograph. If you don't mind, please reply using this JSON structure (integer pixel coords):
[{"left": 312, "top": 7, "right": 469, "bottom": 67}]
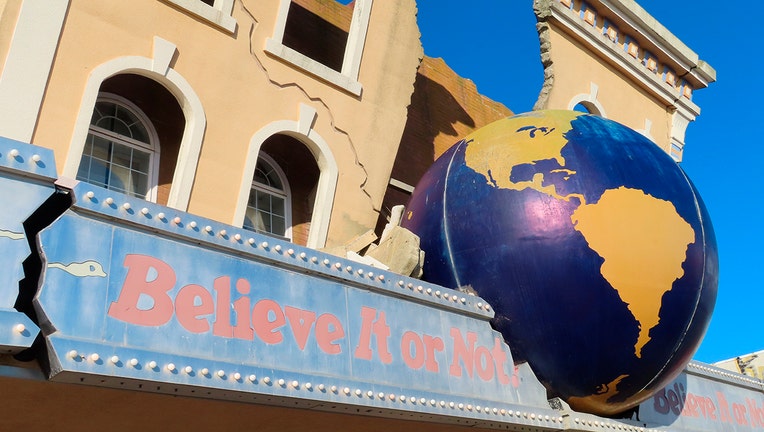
[{"left": 401, "top": 110, "right": 718, "bottom": 416}]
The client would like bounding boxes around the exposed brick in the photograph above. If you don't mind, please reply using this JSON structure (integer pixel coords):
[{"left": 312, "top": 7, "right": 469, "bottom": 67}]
[{"left": 376, "top": 56, "right": 512, "bottom": 233}]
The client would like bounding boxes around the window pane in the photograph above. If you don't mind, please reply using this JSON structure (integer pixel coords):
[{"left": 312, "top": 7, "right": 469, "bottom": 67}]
[
  {"left": 87, "top": 160, "right": 109, "bottom": 187},
  {"left": 256, "top": 190, "right": 271, "bottom": 212},
  {"left": 254, "top": 166, "right": 269, "bottom": 185},
  {"left": 76, "top": 155, "right": 91, "bottom": 181},
  {"left": 90, "top": 135, "right": 111, "bottom": 161},
  {"left": 108, "top": 164, "right": 129, "bottom": 193},
  {"left": 79, "top": 99, "right": 158, "bottom": 200},
  {"left": 82, "top": 136, "right": 94, "bottom": 155},
  {"left": 244, "top": 207, "right": 266, "bottom": 232},
  {"left": 271, "top": 215, "right": 285, "bottom": 236},
  {"left": 131, "top": 149, "right": 151, "bottom": 174},
  {"left": 260, "top": 209, "right": 272, "bottom": 233},
  {"left": 132, "top": 171, "right": 149, "bottom": 198},
  {"left": 111, "top": 144, "right": 133, "bottom": 168},
  {"left": 245, "top": 156, "right": 290, "bottom": 238},
  {"left": 253, "top": 158, "right": 284, "bottom": 191},
  {"left": 272, "top": 196, "right": 285, "bottom": 215}
]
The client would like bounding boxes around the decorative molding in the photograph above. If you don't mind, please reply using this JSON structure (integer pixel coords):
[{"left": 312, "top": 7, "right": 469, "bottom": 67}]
[
  {"left": 63, "top": 52, "right": 206, "bottom": 211},
  {"left": 151, "top": 37, "right": 178, "bottom": 77},
  {"left": 567, "top": 82, "right": 606, "bottom": 117},
  {"left": 264, "top": 40, "right": 363, "bottom": 96},
  {"left": 340, "top": 0, "right": 373, "bottom": 81},
  {"left": 158, "top": 0, "right": 237, "bottom": 33},
  {"left": 298, "top": 103, "right": 317, "bottom": 136},
  {"left": 636, "top": 118, "right": 654, "bottom": 141},
  {"left": 0, "top": 0, "right": 70, "bottom": 143},
  {"left": 544, "top": 0, "right": 703, "bottom": 118},
  {"left": 389, "top": 178, "right": 415, "bottom": 194},
  {"left": 264, "top": 0, "right": 373, "bottom": 97},
  {"left": 234, "top": 120, "right": 338, "bottom": 249},
  {"left": 670, "top": 109, "right": 693, "bottom": 162}
]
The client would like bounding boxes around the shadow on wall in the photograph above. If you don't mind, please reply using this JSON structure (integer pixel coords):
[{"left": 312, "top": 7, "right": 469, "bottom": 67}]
[
  {"left": 375, "top": 57, "right": 512, "bottom": 235},
  {"left": 375, "top": 69, "right": 475, "bottom": 235}
]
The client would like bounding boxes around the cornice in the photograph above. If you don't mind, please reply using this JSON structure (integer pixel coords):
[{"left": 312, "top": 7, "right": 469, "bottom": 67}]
[
  {"left": 597, "top": 0, "right": 716, "bottom": 85},
  {"left": 546, "top": 1, "right": 702, "bottom": 117}
]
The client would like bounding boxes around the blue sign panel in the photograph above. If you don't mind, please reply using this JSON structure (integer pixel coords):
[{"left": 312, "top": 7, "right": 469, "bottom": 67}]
[
  {"left": 0, "top": 137, "right": 55, "bottom": 352},
  {"left": 36, "top": 182, "right": 558, "bottom": 424},
  {"left": 639, "top": 362, "right": 764, "bottom": 431}
]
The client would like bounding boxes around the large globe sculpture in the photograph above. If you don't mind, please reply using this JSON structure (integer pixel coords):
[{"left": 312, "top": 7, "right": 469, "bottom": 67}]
[{"left": 402, "top": 110, "right": 718, "bottom": 415}]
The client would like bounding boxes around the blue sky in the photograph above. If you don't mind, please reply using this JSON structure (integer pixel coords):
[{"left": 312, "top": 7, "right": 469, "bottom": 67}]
[{"left": 416, "top": 1, "right": 760, "bottom": 364}]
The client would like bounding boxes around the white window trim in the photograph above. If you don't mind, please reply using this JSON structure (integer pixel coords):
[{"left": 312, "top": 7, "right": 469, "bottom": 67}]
[
  {"left": 0, "top": 0, "right": 69, "bottom": 143},
  {"left": 234, "top": 118, "right": 337, "bottom": 250},
  {"left": 247, "top": 153, "right": 293, "bottom": 240},
  {"left": 83, "top": 93, "right": 162, "bottom": 201},
  {"left": 567, "top": 82, "right": 606, "bottom": 117},
  {"left": 63, "top": 37, "right": 206, "bottom": 211},
  {"left": 159, "top": 0, "right": 237, "bottom": 33},
  {"left": 264, "top": 0, "right": 373, "bottom": 96}
]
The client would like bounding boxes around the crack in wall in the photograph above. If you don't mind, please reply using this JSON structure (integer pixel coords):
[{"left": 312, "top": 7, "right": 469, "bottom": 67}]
[{"left": 238, "top": 1, "right": 379, "bottom": 215}]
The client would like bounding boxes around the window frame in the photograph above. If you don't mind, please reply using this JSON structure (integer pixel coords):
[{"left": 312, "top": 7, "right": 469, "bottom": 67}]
[
  {"left": 265, "top": 0, "right": 373, "bottom": 96},
  {"left": 78, "top": 93, "right": 161, "bottom": 201},
  {"left": 245, "top": 153, "right": 293, "bottom": 240},
  {"left": 159, "top": 0, "right": 237, "bottom": 33}
]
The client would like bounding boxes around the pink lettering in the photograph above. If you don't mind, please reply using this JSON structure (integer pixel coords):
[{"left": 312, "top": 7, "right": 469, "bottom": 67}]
[
  {"left": 284, "top": 306, "right": 316, "bottom": 350},
  {"left": 108, "top": 254, "right": 175, "bottom": 326},
  {"left": 175, "top": 284, "right": 213, "bottom": 333},
  {"left": 353, "top": 307, "right": 392, "bottom": 364},
  {"left": 315, "top": 313, "right": 344, "bottom": 354}
]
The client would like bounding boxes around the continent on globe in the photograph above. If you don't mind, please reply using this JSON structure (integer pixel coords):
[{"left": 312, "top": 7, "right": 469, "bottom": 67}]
[
  {"left": 571, "top": 186, "right": 696, "bottom": 358},
  {"left": 402, "top": 110, "right": 718, "bottom": 416},
  {"left": 463, "top": 110, "right": 586, "bottom": 204}
]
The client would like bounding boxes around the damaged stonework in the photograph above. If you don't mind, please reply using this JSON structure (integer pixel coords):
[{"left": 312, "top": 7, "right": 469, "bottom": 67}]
[
  {"left": 364, "top": 205, "right": 424, "bottom": 278},
  {"left": 532, "top": 0, "right": 555, "bottom": 111},
  {"left": 325, "top": 205, "right": 425, "bottom": 278}
]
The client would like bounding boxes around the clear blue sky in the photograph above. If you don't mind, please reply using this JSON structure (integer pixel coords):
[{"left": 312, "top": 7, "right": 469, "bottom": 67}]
[{"left": 416, "top": 1, "right": 760, "bottom": 364}]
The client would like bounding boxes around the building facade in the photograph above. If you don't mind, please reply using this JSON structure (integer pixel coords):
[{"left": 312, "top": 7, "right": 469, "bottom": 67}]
[
  {"left": 533, "top": 0, "right": 716, "bottom": 161},
  {"left": 1, "top": 1, "right": 757, "bottom": 432},
  {"left": 0, "top": 0, "right": 423, "bottom": 250}
]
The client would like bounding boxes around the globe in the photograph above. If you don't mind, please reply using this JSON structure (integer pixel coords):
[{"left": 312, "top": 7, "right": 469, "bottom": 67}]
[{"left": 401, "top": 110, "right": 718, "bottom": 416}]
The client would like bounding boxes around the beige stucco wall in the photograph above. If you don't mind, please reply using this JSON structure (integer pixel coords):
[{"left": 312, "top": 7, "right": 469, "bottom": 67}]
[
  {"left": 539, "top": 25, "right": 671, "bottom": 153},
  {"left": 30, "top": 0, "right": 422, "bottom": 248},
  {"left": 0, "top": 0, "right": 22, "bottom": 70}
]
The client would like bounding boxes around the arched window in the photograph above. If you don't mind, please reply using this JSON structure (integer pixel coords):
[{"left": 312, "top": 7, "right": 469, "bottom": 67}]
[
  {"left": 76, "top": 94, "right": 159, "bottom": 200},
  {"left": 244, "top": 154, "right": 292, "bottom": 240}
]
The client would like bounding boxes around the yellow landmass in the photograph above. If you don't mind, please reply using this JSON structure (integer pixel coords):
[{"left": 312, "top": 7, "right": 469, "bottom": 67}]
[
  {"left": 567, "top": 375, "right": 629, "bottom": 415},
  {"left": 463, "top": 110, "right": 586, "bottom": 204},
  {"left": 567, "top": 374, "right": 629, "bottom": 415},
  {"left": 570, "top": 187, "right": 695, "bottom": 357}
]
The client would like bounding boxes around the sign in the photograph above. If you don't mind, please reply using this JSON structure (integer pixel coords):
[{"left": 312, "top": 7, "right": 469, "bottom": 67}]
[
  {"left": 35, "top": 181, "right": 558, "bottom": 425},
  {"left": 639, "top": 362, "right": 764, "bottom": 431},
  {"left": 0, "top": 137, "right": 53, "bottom": 352}
]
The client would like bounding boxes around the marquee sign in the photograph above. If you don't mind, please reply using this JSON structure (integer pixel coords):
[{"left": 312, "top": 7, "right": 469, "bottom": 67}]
[
  {"left": 34, "top": 180, "right": 559, "bottom": 425},
  {"left": 0, "top": 137, "right": 53, "bottom": 352},
  {"left": 639, "top": 362, "right": 764, "bottom": 431}
]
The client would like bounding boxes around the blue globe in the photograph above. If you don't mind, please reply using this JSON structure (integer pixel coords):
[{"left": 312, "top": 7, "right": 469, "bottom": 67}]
[{"left": 402, "top": 110, "right": 718, "bottom": 415}]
